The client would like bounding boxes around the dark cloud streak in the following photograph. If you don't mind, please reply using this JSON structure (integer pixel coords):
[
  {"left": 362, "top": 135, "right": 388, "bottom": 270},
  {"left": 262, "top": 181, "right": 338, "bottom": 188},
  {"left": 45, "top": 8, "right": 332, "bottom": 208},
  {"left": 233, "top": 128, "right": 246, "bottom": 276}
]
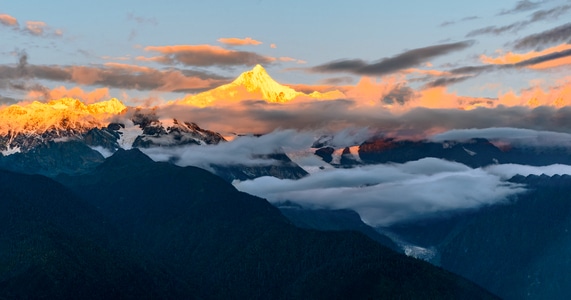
[
  {"left": 467, "top": 4, "right": 571, "bottom": 38},
  {"left": 512, "top": 48, "right": 571, "bottom": 67},
  {"left": 423, "top": 75, "right": 475, "bottom": 89},
  {"left": 0, "top": 61, "right": 230, "bottom": 93},
  {"left": 440, "top": 16, "right": 479, "bottom": 27},
  {"left": 466, "top": 23, "right": 524, "bottom": 37},
  {"left": 434, "top": 48, "right": 571, "bottom": 87},
  {"left": 513, "top": 22, "right": 571, "bottom": 50},
  {"left": 498, "top": 0, "right": 542, "bottom": 15},
  {"left": 144, "top": 45, "right": 274, "bottom": 67},
  {"left": 310, "top": 41, "right": 474, "bottom": 76}
]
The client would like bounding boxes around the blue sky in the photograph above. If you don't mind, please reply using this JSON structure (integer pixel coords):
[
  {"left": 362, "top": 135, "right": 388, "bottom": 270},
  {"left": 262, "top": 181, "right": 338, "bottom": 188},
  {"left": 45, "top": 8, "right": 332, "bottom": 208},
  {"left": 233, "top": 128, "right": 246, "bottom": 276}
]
[{"left": 1, "top": 0, "right": 571, "bottom": 107}]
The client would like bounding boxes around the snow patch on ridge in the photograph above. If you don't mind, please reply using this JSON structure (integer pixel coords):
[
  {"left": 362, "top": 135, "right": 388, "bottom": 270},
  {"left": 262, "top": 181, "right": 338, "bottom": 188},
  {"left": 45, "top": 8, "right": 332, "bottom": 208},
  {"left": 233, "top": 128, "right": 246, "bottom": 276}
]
[
  {"left": 286, "top": 149, "right": 334, "bottom": 174},
  {"left": 90, "top": 146, "right": 113, "bottom": 158},
  {"left": 331, "top": 148, "right": 344, "bottom": 165},
  {"left": 1, "top": 146, "right": 21, "bottom": 156},
  {"left": 118, "top": 120, "right": 143, "bottom": 150}
]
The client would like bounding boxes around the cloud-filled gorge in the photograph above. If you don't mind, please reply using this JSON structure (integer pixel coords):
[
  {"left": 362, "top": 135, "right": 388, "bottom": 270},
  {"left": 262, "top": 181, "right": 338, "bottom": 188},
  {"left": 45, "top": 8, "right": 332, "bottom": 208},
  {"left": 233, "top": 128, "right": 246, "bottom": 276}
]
[
  {"left": 138, "top": 127, "right": 571, "bottom": 227},
  {"left": 234, "top": 158, "right": 527, "bottom": 226}
]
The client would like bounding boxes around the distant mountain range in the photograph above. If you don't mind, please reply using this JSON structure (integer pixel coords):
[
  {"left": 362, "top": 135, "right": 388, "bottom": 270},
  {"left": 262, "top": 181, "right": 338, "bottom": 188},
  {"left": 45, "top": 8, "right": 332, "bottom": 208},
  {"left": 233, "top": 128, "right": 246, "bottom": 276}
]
[{"left": 0, "top": 149, "right": 497, "bottom": 299}]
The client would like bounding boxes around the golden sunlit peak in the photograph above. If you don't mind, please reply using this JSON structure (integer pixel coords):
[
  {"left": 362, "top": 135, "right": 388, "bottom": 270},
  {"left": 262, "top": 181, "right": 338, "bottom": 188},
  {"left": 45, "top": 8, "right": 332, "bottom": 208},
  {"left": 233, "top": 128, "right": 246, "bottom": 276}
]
[
  {"left": 178, "top": 65, "right": 346, "bottom": 107},
  {"left": 252, "top": 64, "right": 266, "bottom": 73},
  {"left": 232, "top": 64, "right": 300, "bottom": 101},
  {"left": 0, "top": 98, "right": 126, "bottom": 136}
]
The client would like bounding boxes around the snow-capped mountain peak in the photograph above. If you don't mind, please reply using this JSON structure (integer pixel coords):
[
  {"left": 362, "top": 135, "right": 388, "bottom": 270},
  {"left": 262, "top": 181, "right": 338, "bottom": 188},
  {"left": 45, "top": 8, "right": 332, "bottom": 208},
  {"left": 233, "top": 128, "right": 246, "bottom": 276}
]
[
  {"left": 179, "top": 65, "right": 345, "bottom": 107},
  {"left": 0, "top": 98, "right": 126, "bottom": 153},
  {"left": 231, "top": 64, "right": 301, "bottom": 102}
]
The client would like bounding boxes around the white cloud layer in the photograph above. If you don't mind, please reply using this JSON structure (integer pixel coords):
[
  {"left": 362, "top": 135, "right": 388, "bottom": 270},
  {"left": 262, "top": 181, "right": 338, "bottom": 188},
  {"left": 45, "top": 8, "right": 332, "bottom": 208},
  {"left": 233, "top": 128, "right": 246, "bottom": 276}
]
[
  {"left": 234, "top": 158, "right": 527, "bottom": 226},
  {"left": 135, "top": 128, "right": 571, "bottom": 227},
  {"left": 141, "top": 129, "right": 315, "bottom": 171},
  {"left": 431, "top": 127, "right": 571, "bottom": 147},
  {"left": 485, "top": 163, "right": 571, "bottom": 179}
]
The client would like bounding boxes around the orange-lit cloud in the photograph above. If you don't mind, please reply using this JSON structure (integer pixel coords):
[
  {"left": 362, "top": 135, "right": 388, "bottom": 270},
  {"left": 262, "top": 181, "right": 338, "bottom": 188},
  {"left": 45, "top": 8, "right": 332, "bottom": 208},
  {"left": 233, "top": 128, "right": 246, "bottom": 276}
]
[
  {"left": 279, "top": 57, "right": 306, "bottom": 64},
  {"left": 217, "top": 37, "right": 262, "bottom": 46},
  {"left": 135, "top": 55, "right": 164, "bottom": 62},
  {"left": 0, "top": 14, "right": 18, "bottom": 27},
  {"left": 27, "top": 86, "right": 110, "bottom": 104},
  {"left": 22, "top": 20, "right": 62, "bottom": 37},
  {"left": 481, "top": 44, "right": 571, "bottom": 69},
  {"left": 403, "top": 77, "right": 571, "bottom": 110},
  {"left": 104, "top": 62, "right": 153, "bottom": 73},
  {"left": 401, "top": 68, "right": 451, "bottom": 77},
  {"left": 0, "top": 14, "right": 62, "bottom": 37},
  {"left": 498, "top": 77, "right": 571, "bottom": 107},
  {"left": 414, "top": 87, "right": 470, "bottom": 109},
  {"left": 143, "top": 44, "right": 274, "bottom": 67},
  {"left": 270, "top": 44, "right": 277, "bottom": 49},
  {"left": 345, "top": 76, "right": 416, "bottom": 106},
  {"left": 341, "top": 75, "right": 571, "bottom": 111}
]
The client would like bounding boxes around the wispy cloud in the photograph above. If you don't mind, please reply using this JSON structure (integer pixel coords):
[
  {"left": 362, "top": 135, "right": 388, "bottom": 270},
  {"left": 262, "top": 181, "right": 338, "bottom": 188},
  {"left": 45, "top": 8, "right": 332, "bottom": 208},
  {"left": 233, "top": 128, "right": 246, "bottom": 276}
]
[
  {"left": 440, "top": 15, "right": 479, "bottom": 27},
  {"left": 466, "top": 23, "right": 525, "bottom": 37},
  {"left": 126, "top": 13, "right": 158, "bottom": 41},
  {"left": 126, "top": 13, "right": 158, "bottom": 25},
  {"left": 439, "top": 45, "right": 571, "bottom": 85},
  {"left": 467, "top": 4, "right": 571, "bottom": 37},
  {"left": 279, "top": 56, "right": 306, "bottom": 64},
  {"left": 498, "top": 0, "right": 542, "bottom": 15}
]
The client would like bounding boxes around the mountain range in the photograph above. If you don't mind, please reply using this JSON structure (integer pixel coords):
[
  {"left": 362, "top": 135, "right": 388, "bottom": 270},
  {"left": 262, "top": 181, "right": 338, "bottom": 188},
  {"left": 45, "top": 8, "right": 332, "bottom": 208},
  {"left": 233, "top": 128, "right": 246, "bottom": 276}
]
[
  {"left": 0, "top": 149, "right": 497, "bottom": 299},
  {"left": 2, "top": 65, "right": 571, "bottom": 298}
]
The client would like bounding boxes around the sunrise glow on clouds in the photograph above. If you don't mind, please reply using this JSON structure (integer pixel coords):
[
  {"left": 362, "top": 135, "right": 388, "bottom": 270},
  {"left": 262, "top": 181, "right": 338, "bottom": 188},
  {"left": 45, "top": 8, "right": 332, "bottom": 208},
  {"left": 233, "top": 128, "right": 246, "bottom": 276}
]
[{"left": 1, "top": 0, "right": 571, "bottom": 134}]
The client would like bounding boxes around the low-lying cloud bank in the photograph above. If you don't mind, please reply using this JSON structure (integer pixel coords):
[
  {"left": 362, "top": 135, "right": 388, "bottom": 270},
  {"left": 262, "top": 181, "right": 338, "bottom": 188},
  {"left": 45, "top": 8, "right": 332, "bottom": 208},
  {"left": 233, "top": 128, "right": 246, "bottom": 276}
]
[
  {"left": 234, "top": 158, "right": 528, "bottom": 226},
  {"left": 141, "top": 129, "right": 315, "bottom": 171},
  {"left": 485, "top": 164, "right": 571, "bottom": 179},
  {"left": 136, "top": 128, "right": 571, "bottom": 227},
  {"left": 159, "top": 101, "right": 571, "bottom": 138},
  {"left": 431, "top": 127, "right": 571, "bottom": 147}
]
